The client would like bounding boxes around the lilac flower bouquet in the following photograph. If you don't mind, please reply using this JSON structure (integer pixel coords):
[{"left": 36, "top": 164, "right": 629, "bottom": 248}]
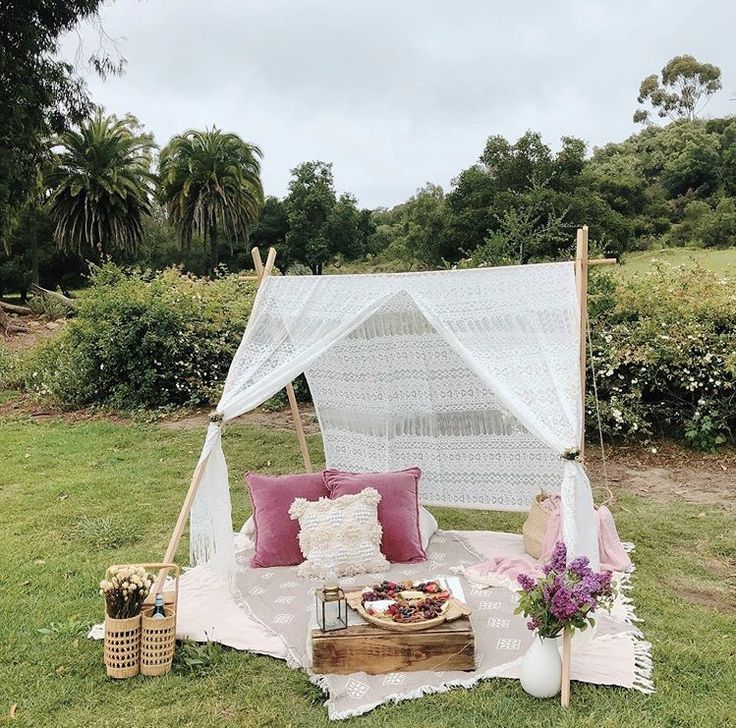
[{"left": 515, "top": 541, "right": 615, "bottom": 639}]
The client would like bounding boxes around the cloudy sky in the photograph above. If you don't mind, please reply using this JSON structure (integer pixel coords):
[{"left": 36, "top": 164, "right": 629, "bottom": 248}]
[{"left": 61, "top": 0, "right": 736, "bottom": 208}]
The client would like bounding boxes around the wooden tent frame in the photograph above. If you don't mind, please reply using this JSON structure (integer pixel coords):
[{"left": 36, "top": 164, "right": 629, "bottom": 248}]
[{"left": 160, "top": 226, "right": 615, "bottom": 705}]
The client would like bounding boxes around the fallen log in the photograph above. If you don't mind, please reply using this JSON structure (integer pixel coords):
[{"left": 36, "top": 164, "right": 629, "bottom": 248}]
[
  {"left": 31, "top": 284, "right": 76, "bottom": 309},
  {"left": 0, "top": 307, "right": 29, "bottom": 335},
  {"left": 0, "top": 300, "right": 32, "bottom": 315}
]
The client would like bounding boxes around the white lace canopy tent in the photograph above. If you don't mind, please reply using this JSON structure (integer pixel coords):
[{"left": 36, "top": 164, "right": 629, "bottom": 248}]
[{"left": 162, "top": 227, "right": 615, "bottom": 585}]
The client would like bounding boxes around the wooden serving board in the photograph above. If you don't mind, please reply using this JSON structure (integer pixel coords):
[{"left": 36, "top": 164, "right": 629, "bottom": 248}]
[
  {"left": 311, "top": 617, "right": 475, "bottom": 675},
  {"left": 344, "top": 590, "right": 471, "bottom": 632}
]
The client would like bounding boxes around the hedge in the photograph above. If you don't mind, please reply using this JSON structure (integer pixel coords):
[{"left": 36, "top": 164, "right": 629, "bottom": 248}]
[
  {"left": 20, "top": 265, "right": 257, "bottom": 409},
  {"left": 587, "top": 265, "right": 735, "bottom": 450},
  {"left": 3, "top": 263, "right": 734, "bottom": 449}
]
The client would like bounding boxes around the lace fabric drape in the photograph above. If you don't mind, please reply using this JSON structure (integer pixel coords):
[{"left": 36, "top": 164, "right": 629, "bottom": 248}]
[{"left": 190, "top": 262, "right": 599, "bottom": 585}]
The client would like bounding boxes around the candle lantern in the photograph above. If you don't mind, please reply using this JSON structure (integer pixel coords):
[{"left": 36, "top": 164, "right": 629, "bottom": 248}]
[{"left": 315, "top": 582, "right": 348, "bottom": 632}]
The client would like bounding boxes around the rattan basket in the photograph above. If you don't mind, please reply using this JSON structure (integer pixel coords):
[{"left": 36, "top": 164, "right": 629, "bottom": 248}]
[
  {"left": 141, "top": 562, "right": 179, "bottom": 676},
  {"left": 522, "top": 492, "right": 551, "bottom": 559},
  {"left": 104, "top": 562, "right": 179, "bottom": 679},
  {"left": 104, "top": 613, "right": 141, "bottom": 678},
  {"left": 141, "top": 605, "right": 177, "bottom": 676}
]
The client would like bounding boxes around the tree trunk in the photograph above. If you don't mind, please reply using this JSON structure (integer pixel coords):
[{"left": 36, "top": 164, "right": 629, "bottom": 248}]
[
  {"left": 29, "top": 204, "right": 39, "bottom": 285},
  {"left": 210, "top": 224, "right": 219, "bottom": 274},
  {"left": 0, "top": 301, "right": 32, "bottom": 315}
]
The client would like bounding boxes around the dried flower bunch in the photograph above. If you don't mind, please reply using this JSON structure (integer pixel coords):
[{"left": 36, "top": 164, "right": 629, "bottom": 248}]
[
  {"left": 515, "top": 542, "right": 615, "bottom": 639},
  {"left": 100, "top": 566, "right": 155, "bottom": 619}
]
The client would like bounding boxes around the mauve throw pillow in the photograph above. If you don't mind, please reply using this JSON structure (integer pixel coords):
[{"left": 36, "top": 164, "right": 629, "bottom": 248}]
[
  {"left": 324, "top": 467, "right": 426, "bottom": 563},
  {"left": 245, "top": 471, "right": 328, "bottom": 568}
]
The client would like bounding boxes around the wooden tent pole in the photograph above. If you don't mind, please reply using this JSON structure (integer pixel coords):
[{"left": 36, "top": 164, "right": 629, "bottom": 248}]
[
  {"left": 561, "top": 224, "right": 592, "bottom": 707},
  {"left": 561, "top": 627, "right": 572, "bottom": 707},
  {"left": 160, "top": 454, "right": 211, "bottom": 570},
  {"left": 251, "top": 247, "right": 313, "bottom": 472},
  {"left": 575, "top": 225, "right": 589, "bottom": 463},
  {"left": 158, "top": 247, "right": 281, "bottom": 580}
]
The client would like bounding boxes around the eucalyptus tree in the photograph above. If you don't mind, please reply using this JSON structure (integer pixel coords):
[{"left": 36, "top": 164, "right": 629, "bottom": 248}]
[
  {"left": 158, "top": 128, "right": 264, "bottom": 271},
  {"left": 634, "top": 55, "right": 722, "bottom": 125},
  {"left": 45, "top": 114, "right": 155, "bottom": 259}
]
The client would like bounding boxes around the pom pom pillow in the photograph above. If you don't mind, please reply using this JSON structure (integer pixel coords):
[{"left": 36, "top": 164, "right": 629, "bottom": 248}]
[
  {"left": 245, "top": 471, "right": 328, "bottom": 568},
  {"left": 324, "top": 467, "right": 426, "bottom": 563},
  {"left": 289, "top": 487, "right": 389, "bottom": 579}
]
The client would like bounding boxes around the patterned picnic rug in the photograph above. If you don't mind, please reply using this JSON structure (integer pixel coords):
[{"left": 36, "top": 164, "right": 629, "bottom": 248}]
[{"left": 232, "top": 530, "right": 652, "bottom": 720}]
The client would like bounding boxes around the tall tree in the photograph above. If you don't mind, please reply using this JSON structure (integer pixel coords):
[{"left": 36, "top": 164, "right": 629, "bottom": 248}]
[
  {"left": 158, "top": 128, "right": 264, "bottom": 271},
  {"left": 634, "top": 55, "right": 722, "bottom": 125},
  {"left": 401, "top": 183, "right": 452, "bottom": 267},
  {"left": 282, "top": 161, "right": 371, "bottom": 274},
  {"left": 283, "top": 161, "right": 336, "bottom": 274},
  {"left": 0, "top": 1, "right": 122, "bottom": 247},
  {"left": 45, "top": 114, "right": 155, "bottom": 259},
  {"left": 250, "top": 196, "right": 289, "bottom": 270}
]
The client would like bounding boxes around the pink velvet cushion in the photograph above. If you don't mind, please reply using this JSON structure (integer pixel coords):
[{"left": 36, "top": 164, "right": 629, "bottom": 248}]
[
  {"left": 324, "top": 467, "right": 426, "bottom": 563},
  {"left": 245, "top": 471, "right": 328, "bottom": 568}
]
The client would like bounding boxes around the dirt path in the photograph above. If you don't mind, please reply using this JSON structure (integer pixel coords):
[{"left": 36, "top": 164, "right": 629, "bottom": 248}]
[
  {"left": 1, "top": 314, "right": 66, "bottom": 352},
  {"left": 585, "top": 441, "right": 735, "bottom": 507}
]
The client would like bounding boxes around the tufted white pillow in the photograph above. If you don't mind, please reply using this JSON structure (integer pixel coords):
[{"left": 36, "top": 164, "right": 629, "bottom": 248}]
[{"left": 289, "top": 487, "right": 389, "bottom": 580}]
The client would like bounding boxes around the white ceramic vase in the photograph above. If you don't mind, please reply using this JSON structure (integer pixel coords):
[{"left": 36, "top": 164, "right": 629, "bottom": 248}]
[{"left": 520, "top": 635, "right": 561, "bottom": 698}]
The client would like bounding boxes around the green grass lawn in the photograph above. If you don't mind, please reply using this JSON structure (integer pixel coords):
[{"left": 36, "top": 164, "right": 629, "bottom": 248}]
[
  {"left": 619, "top": 247, "right": 736, "bottom": 276},
  {"left": 0, "top": 416, "right": 734, "bottom": 727}
]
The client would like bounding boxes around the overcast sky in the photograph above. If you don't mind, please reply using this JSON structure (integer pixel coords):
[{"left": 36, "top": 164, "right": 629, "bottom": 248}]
[{"left": 61, "top": 0, "right": 736, "bottom": 208}]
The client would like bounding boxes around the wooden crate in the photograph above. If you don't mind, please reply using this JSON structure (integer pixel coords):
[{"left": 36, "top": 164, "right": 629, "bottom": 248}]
[{"left": 311, "top": 617, "right": 475, "bottom": 675}]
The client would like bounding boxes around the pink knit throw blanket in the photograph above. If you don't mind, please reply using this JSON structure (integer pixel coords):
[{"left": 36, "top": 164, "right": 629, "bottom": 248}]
[{"left": 464, "top": 495, "right": 631, "bottom": 589}]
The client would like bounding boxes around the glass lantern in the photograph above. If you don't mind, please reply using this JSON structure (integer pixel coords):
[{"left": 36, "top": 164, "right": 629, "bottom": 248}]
[{"left": 315, "top": 580, "right": 348, "bottom": 632}]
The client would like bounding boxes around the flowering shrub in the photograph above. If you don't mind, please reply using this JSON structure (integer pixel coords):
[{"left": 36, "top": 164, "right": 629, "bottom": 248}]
[
  {"left": 515, "top": 542, "right": 615, "bottom": 638},
  {"left": 588, "top": 265, "right": 736, "bottom": 450},
  {"left": 11, "top": 261, "right": 735, "bottom": 450},
  {"left": 100, "top": 565, "right": 154, "bottom": 619},
  {"left": 24, "top": 264, "right": 257, "bottom": 409}
]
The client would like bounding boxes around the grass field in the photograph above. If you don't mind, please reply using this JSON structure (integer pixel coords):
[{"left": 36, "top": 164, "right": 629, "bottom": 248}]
[
  {"left": 619, "top": 247, "right": 736, "bottom": 276},
  {"left": 1, "top": 415, "right": 734, "bottom": 727},
  {"left": 326, "top": 246, "right": 736, "bottom": 277}
]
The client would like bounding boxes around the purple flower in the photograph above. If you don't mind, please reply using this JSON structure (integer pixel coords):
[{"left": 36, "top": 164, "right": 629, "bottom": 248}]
[
  {"left": 597, "top": 570, "right": 613, "bottom": 594},
  {"left": 550, "top": 585, "right": 579, "bottom": 621},
  {"left": 542, "top": 574, "right": 562, "bottom": 605},
  {"left": 517, "top": 544, "right": 615, "bottom": 636},
  {"left": 517, "top": 573, "right": 537, "bottom": 591},
  {"left": 543, "top": 541, "right": 567, "bottom": 575},
  {"left": 568, "top": 556, "right": 590, "bottom": 577}
]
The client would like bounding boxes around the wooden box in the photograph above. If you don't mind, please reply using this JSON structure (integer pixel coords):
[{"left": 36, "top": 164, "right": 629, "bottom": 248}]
[{"left": 311, "top": 617, "right": 475, "bottom": 675}]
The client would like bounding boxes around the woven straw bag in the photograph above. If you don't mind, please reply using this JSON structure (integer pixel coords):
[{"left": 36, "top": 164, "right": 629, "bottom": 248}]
[{"left": 522, "top": 492, "right": 551, "bottom": 559}]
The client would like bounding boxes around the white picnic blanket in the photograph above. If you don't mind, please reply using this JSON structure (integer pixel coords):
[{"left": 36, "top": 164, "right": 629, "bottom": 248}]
[{"left": 171, "top": 530, "right": 653, "bottom": 719}]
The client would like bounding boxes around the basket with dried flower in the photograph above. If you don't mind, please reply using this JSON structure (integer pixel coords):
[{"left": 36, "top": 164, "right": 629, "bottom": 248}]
[{"left": 100, "top": 565, "right": 155, "bottom": 678}]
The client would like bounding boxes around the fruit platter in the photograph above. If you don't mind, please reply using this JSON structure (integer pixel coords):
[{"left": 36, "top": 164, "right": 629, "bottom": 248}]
[{"left": 345, "top": 580, "right": 471, "bottom": 632}]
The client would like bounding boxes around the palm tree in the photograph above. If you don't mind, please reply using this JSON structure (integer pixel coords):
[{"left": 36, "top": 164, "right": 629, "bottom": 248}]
[
  {"left": 158, "top": 128, "right": 264, "bottom": 271},
  {"left": 46, "top": 114, "right": 155, "bottom": 259}
]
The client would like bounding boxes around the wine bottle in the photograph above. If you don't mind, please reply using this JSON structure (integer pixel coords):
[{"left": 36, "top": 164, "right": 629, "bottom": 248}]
[{"left": 151, "top": 592, "right": 166, "bottom": 620}]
